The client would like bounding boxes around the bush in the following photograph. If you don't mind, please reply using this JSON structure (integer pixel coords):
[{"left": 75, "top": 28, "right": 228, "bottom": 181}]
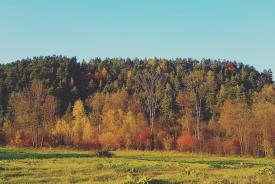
[
  {"left": 88, "top": 138, "right": 101, "bottom": 149},
  {"left": 177, "top": 130, "right": 194, "bottom": 151},
  {"left": 10, "top": 131, "right": 32, "bottom": 147},
  {"left": 136, "top": 130, "right": 151, "bottom": 150},
  {"left": 95, "top": 150, "right": 114, "bottom": 158}
]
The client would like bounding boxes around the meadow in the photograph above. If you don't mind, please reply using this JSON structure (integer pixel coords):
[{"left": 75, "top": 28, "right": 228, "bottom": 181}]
[{"left": 0, "top": 147, "right": 274, "bottom": 184}]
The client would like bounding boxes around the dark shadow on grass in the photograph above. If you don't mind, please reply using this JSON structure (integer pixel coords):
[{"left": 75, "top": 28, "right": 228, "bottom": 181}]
[{"left": 0, "top": 150, "right": 96, "bottom": 160}]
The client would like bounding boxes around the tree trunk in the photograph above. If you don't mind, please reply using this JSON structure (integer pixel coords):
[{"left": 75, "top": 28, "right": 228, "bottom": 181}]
[
  {"left": 34, "top": 126, "right": 39, "bottom": 148},
  {"left": 31, "top": 127, "right": 35, "bottom": 148},
  {"left": 40, "top": 135, "right": 44, "bottom": 147},
  {"left": 150, "top": 110, "right": 155, "bottom": 150},
  {"left": 195, "top": 98, "right": 201, "bottom": 140}
]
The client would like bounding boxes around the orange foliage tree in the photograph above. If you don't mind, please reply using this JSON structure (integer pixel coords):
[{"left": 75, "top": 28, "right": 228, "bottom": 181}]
[{"left": 177, "top": 130, "right": 194, "bottom": 151}]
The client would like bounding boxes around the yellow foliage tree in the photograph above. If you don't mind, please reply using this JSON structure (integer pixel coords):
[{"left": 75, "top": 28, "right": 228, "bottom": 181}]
[
  {"left": 72, "top": 99, "right": 86, "bottom": 119},
  {"left": 53, "top": 119, "right": 71, "bottom": 145},
  {"left": 87, "top": 92, "right": 105, "bottom": 132},
  {"left": 82, "top": 122, "right": 93, "bottom": 145},
  {"left": 101, "top": 109, "right": 122, "bottom": 132},
  {"left": 101, "top": 68, "right": 108, "bottom": 77},
  {"left": 103, "top": 90, "right": 128, "bottom": 112},
  {"left": 71, "top": 99, "right": 93, "bottom": 146},
  {"left": 253, "top": 84, "right": 275, "bottom": 103},
  {"left": 253, "top": 101, "right": 275, "bottom": 157},
  {"left": 220, "top": 100, "right": 252, "bottom": 155},
  {"left": 119, "top": 111, "right": 137, "bottom": 149},
  {"left": 98, "top": 132, "right": 120, "bottom": 150},
  {"left": 147, "top": 59, "right": 157, "bottom": 66},
  {"left": 252, "top": 84, "right": 275, "bottom": 157},
  {"left": 119, "top": 111, "right": 149, "bottom": 149}
]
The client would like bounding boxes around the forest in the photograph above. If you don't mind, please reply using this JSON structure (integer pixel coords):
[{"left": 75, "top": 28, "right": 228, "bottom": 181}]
[{"left": 0, "top": 56, "right": 274, "bottom": 157}]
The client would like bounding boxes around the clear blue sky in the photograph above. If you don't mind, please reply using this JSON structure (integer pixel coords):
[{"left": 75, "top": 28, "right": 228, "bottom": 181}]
[{"left": 0, "top": 0, "right": 274, "bottom": 76}]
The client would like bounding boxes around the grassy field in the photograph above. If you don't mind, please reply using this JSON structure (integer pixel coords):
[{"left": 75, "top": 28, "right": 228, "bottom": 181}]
[{"left": 0, "top": 147, "right": 274, "bottom": 184}]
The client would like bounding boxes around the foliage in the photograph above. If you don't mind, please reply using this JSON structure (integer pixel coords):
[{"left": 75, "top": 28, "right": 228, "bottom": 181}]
[
  {"left": 99, "top": 132, "right": 120, "bottom": 151},
  {"left": 177, "top": 130, "right": 194, "bottom": 151},
  {"left": 9, "top": 80, "right": 57, "bottom": 147},
  {"left": 0, "top": 56, "right": 274, "bottom": 156}
]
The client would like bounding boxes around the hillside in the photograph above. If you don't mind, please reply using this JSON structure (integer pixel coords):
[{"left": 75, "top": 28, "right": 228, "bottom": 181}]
[{"left": 0, "top": 56, "right": 274, "bottom": 156}]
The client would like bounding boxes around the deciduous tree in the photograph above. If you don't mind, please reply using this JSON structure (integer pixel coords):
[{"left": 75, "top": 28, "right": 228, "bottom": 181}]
[
  {"left": 10, "top": 80, "right": 57, "bottom": 147},
  {"left": 138, "top": 69, "right": 166, "bottom": 149}
]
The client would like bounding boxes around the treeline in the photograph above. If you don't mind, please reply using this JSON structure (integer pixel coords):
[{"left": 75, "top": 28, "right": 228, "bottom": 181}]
[{"left": 0, "top": 56, "right": 274, "bottom": 157}]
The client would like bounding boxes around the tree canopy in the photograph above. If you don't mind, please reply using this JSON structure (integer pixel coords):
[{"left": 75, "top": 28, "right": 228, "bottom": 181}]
[{"left": 0, "top": 56, "right": 274, "bottom": 156}]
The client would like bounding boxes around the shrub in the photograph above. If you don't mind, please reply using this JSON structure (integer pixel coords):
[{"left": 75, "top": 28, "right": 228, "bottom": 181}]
[
  {"left": 88, "top": 138, "right": 101, "bottom": 149},
  {"left": 10, "top": 131, "right": 31, "bottom": 147},
  {"left": 95, "top": 150, "right": 114, "bottom": 158},
  {"left": 177, "top": 130, "right": 194, "bottom": 151},
  {"left": 136, "top": 130, "right": 151, "bottom": 150}
]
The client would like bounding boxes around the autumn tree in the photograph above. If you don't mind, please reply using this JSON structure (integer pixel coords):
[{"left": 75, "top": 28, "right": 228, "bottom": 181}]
[
  {"left": 176, "top": 90, "right": 196, "bottom": 133},
  {"left": 10, "top": 80, "right": 57, "bottom": 148},
  {"left": 160, "top": 83, "right": 175, "bottom": 122},
  {"left": 118, "top": 111, "right": 137, "bottom": 149},
  {"left": 87, "top": 92, "right": 105, "bottom": 131},
  {"left": 252, "top": 84, "right": 275, "bottom": 157},
  {"left": 101, "top": 109, "right": 123, "bottom": 133},
  {"left": 53, "top": 119, "right": 71, "bottom": 145},
  {"left": 0, "top": 56, "right": 273, "bottom": 155},
  {"left": 98, "top": 132, "right": 120, "bottom": 151},
  {"left": 71, "top": 99, "right": 93, "bottom": 146},
  {"left": 138, "top": 69, "right": 166, "bottom": 149},
  {"left": 102, "top": 90, "right": 129, "bottom": 114},
  {"left": 253, "top": 102, "right": 275, "bottom": 157},
  {"left": 128, "top": 93, "right": 143, "bottom": 115},
  {"left": 99, "top": 109, "right": 123, "bottom": 149},
  {"left": 219, "top": 100, "right": 252, "bottom": 155},
  {"left": 205, "top": 70, "right": 218, "bottom": 121},
  {"left": 119, "top": 111, "right": 148, "bottom": 149},
  {"left": 185, "top": 70, "right": 208, "bottom": 140}
]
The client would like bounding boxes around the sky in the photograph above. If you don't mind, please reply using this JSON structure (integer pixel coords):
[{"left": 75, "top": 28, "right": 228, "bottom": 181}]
[{"left": 0, "top": 0, "right": 274, "bottom": 77}]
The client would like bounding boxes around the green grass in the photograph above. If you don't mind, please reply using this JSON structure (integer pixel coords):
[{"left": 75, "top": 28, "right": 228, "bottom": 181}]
[{"left": 0, "top": 147, "right": 274, "bottom": 184}]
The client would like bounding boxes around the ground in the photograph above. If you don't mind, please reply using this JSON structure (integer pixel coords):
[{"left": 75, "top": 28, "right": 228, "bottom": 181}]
[{"left": 0, "top": 147, "right": 274, "bottom": 184}]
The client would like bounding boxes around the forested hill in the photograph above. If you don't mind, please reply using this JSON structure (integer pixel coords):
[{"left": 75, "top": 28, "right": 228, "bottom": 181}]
[
  {"left": 0, "top": 56, "right": 272, "bottom": 115},
  {"left": 0, "top": 56, "right": 274, "bottom": 156}
]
